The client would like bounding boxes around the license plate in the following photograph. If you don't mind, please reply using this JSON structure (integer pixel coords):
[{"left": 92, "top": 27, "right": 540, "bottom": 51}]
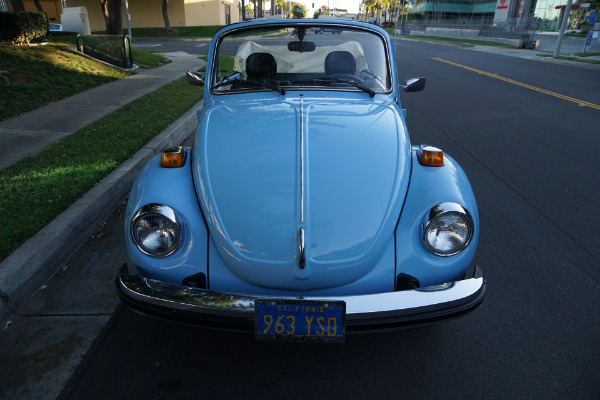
[{"left": 255, "top": 299, "right": 346, "bottom": 343}]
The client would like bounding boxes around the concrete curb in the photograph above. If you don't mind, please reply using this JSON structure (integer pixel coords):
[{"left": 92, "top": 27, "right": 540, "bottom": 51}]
[{"left": 0, "top": 102, "right": 201, "bottom": 324}]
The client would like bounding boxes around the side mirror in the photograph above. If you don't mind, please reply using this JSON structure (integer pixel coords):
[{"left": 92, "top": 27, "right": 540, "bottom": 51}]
[
  {"left": 403, "top": 77, "right": 426, "bottom": 92},
  {"left": 186, "top": 71, "right": 205, "bottom": 86}
]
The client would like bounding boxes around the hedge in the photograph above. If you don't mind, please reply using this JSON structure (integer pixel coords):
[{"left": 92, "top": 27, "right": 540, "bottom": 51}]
[{"left": 0, "top": 12, "right": 48, "bottom": 45}]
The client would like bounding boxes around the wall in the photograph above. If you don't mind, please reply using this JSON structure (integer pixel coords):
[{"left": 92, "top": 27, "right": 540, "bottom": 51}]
[
  {"left": 23, "top": 0, "right": 63, "bottom": 22},
  {"left": 131, "top": 0, "right": 186, "bottom": 28},
  {"left": 64, "top": 0, "right": 233, "bottom": 31},
  {"left": 184, "top": 0, "right": 239, "bottom": 26}
]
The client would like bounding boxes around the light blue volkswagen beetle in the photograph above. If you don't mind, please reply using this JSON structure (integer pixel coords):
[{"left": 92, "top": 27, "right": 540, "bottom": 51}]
[{"left": 117, "top": 19, "right": 486, "bottom": 342}]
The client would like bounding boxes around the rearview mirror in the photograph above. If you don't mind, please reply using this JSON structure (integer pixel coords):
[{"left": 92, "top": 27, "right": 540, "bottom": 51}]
[
  {"left": 403, "top": 77, "right": 426, "bottom": 92},
  {"left": 186, "top": 71, "right": 205, "bottom": 86},
  {"left": 288, "top": 41, "right": 316, "bottom": 52}
]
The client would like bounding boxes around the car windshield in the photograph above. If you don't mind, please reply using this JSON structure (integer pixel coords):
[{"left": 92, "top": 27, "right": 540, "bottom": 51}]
[{"left": 211, "top": 23, "right": 391, "bottom": 95}]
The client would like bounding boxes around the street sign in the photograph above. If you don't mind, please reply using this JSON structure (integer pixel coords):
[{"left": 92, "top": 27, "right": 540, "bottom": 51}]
[{"left": 589, "top": 10, "right": 596, "bottom": 24}]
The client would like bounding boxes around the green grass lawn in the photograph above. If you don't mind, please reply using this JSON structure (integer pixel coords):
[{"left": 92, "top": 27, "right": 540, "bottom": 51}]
[
  {"left": 199, "top": 55, "right": 233, "bottom": 73},
  {"left": 131, "top": 48, "right": 171, "bottom": 68},
  {"left": 574, "top": 52, "right": 600, "bottom": 57}
]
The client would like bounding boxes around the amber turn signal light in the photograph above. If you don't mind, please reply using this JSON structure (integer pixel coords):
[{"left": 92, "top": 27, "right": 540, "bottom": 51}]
[
  {"left": 160, "top": 146, "right": 186, "bottom": 168},
  {"left": 418, "top": 145, "right": 444, "bottom": 167}
]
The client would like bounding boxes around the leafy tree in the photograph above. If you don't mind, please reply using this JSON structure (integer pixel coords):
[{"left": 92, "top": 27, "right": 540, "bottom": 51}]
[
  {"left": 381, "top": 0, "right": 389, "bottom": 23},
  {"left": 290, "top": 1, "right": 306, "bottom": 18},
  {"left": 361, "top": 0, "right": 386, "bottom": 24},
  {"left": 245, "top": 3, "right": 254, "bottom": 17},
  {"left": 360, "top": 0, "right": 376, "bottom": 21},
  {"left": 276, "top": 0, "right": 287, "bottom": 15}
]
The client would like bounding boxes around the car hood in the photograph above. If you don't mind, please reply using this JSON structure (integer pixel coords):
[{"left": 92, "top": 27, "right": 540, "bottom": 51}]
[{"left": 192, "top": 97, "right": 411, "bottom": 290}]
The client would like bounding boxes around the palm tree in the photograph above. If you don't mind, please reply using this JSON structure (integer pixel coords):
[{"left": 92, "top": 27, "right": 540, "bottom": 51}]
[
  {"left": 381, "top": 0, "right": 390, "bottom": 24},
  {"left": 245, "top": 3, "right": 254, "bottom": 18},
  {"left": 361, "top": 0, "right": 376, "bottom": 21},
  {"left": 276, "top": 0, "right": 287, "bottom": 15},
  {"left": 362, "top": 0, "right": 383, "bottom": 24},
  {"left": 387, "top": 0, "right": 399, "bottom": 22}
]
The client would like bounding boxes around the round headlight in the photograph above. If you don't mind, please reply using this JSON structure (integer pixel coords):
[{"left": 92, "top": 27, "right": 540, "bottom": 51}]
[
  {"left": 131, "top": 204, "right": 181, "bottom": 257},
  {"left": 423, "top": 203, "right": 473, "bottom": 257}
]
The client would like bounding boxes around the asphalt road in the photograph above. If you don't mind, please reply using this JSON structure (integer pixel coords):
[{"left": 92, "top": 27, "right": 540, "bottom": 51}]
[
  {"left": 133, "top": 39, "right": 211, "bottom": 55},
  {"left": 59, "top": 40, "right": 600, "bottom": 399}
]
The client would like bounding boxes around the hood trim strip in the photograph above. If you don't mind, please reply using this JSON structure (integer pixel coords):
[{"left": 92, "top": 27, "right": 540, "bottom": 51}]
[
  {"left": 298, "top": 228, "right": 306, "bottom": 269},
  {"left": 300, "top": 98, "right": 305, "bottom": 224}
]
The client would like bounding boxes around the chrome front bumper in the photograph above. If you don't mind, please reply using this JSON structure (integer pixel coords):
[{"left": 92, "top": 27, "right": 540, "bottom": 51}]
[{"left": 116, "top": 265, "right": 486, "bottom": 333}]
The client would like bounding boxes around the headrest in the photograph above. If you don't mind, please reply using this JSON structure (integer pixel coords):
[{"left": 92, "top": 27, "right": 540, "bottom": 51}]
[
  {"left": 324, "top": 51, "right": 357, "bottom": 76},
  {"left": 246, "top": 52, "right": 277, "bottom": 81}
]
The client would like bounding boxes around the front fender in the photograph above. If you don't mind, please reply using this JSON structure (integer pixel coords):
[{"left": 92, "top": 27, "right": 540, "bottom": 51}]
[
  {"left": 125, "top": 148, "right": 209, "bottom": 285},
  {"left": 396, "top": 147, "right": 479, "bottom": 287}
]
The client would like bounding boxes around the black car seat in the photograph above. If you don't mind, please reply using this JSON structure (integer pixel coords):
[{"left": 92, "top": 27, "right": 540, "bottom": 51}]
[
  {"left": 324, "top": 51, "right": 356, "bottom": 76},
  {"left": 246, "top": 52, "right": 277, "bottom": 81}
]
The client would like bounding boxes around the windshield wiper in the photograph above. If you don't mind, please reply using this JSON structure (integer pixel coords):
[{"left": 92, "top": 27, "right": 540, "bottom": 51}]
[
  {"left": 211, "top": 79, "right": 285, "bottom": 95},
  {"left": 292, "top": 77, "right": 375, "bottom": 97}
]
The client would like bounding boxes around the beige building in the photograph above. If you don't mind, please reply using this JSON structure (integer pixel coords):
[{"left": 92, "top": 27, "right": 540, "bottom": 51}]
[{"left": 21, "top": 0, "right": 240, "bottom": 31}]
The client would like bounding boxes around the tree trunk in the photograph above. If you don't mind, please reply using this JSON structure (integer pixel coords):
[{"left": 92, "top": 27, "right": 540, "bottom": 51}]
[
  {"left": 9, "top": 0, "right": 25, "bottom": 12},
  {"left": 32, "top": 0, "right": 44, "bottom": 12},
  {"left": 107, "top": 0, "right": 122, "bottom": 35},
  {"left": 99, "top": 0, "right": 110, "bottom": 32},
  {"left": 162, "top": 0, "right": 171, "bottom": 31}
]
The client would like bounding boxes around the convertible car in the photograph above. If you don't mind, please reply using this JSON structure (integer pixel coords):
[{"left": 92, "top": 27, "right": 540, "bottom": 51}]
[{"left": 117, "top": 19, "right": 486, "bottom": 342}]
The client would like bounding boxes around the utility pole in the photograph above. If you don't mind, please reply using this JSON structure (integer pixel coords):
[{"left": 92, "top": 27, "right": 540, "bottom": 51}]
[
  {"left": 554, "top": 0, "right": 573, "bottom": 57},
  {"left": 124, "top": 0, "right": 132, "bottom": 39}
]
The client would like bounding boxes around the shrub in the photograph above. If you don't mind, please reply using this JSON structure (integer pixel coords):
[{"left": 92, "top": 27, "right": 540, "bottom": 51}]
[{"left": 0, "top": 12, "right": 48, "bottom": 45}]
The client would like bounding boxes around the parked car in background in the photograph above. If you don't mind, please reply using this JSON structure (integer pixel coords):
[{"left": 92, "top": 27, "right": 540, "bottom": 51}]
[
  {"left": 313, "top": 26, "right": 342, "bottom": 34},
  {"left": 116, "top": 19, "right": 486, "bottom": 343}
]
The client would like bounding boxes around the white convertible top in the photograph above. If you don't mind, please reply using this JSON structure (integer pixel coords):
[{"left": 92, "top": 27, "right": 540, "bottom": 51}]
[{"left": 233, "top": 40, "right": 369, "bottom": 75}]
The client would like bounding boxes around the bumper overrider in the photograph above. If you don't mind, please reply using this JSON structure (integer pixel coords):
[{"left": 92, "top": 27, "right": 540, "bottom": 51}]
[{"left": 116, "top": 264, "right": 486, "bottom": 333}]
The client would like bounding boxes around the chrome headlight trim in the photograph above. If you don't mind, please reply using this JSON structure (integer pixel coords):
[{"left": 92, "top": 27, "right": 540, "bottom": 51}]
[
  {"left": 131, "top": 203, "right": 182, "bottom": 258},
  {"left": 422, "top": 202, "right": 474, "bottom": 257}
]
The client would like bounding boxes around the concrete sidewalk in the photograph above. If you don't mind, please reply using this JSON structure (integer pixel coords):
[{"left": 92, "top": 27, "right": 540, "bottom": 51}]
[
  {"left": 0, "top": 51, "right": 206, "bottom": 324},
  {"left": 468, "top": 43, "right": 600, "bottom": 70},
  {"left": 492, "top": 32, "right": 600, "bottom": 66}
]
